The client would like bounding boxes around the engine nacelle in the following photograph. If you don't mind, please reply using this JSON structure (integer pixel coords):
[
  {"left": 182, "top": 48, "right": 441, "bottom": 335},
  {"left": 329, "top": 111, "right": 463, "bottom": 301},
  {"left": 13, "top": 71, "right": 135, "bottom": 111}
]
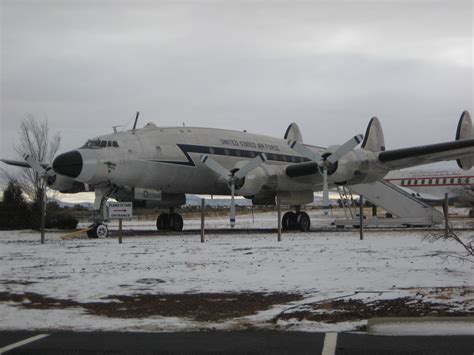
[
  {"left": 233, "top": 163, "right": 271, "bottom": 196},
  {"left": 328, "top": 150, "right": 387, "bottom": 185},
  {"left": 48, "top": 175, "right": 89, "bottom": 193}
]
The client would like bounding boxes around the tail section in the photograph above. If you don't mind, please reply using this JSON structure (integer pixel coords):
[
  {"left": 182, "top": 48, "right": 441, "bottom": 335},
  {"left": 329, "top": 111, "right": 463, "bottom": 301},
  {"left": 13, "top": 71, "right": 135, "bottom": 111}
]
[
  {"left": 455, "top": 110, "right": 473, "bottom": 170},
  {"left": 361, "top": 116, "right": 385, "bottom": 152},
  {"left": 284, "top": 122, "right": 303, "bottom": 143}
]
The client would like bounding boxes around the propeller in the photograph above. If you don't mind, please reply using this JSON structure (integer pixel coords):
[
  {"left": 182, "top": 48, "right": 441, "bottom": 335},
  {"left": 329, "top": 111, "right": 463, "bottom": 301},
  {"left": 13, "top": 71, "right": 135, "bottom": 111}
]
[
  {"left": 201, "top": 153, "right": 267, "bottom": 227},
  {"left": 23, "top": 154, "right": 56, "bottom": 184},
  {"left": 289, "top": 134, "right": 363, "bottom": 214}
]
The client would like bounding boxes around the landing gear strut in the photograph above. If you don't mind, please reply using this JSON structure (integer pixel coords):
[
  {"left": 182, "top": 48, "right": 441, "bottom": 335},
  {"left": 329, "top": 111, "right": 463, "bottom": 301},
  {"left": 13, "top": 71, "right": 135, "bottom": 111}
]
[
  {"left": 157, "top": 208, "right": 184, "bottom": 232},
  {"left": 87, "top": 186, "right": 116, "bottom": 238},
  {"left": 282, "top": 207, "right": 311, "bottom": 232}
]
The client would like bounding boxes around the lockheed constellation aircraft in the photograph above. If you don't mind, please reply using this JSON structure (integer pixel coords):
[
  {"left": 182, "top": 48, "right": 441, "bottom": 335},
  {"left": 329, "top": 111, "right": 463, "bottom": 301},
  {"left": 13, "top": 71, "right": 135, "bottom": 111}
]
[{"left": 2, "top": 111, "right": 474, "bottom": 238}]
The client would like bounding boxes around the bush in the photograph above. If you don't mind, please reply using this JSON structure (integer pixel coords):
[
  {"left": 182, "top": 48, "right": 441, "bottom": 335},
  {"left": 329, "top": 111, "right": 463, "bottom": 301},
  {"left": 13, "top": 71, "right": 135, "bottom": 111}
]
[{"left": 45, "top": 212, "right": 78, "bottom": 230}]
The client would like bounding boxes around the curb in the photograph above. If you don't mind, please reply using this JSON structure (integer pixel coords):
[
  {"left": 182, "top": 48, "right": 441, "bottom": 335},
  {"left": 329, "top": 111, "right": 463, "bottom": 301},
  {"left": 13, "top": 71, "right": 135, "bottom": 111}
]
[{"left": 367, "top": 317, "right": 474, "bottom": 336}]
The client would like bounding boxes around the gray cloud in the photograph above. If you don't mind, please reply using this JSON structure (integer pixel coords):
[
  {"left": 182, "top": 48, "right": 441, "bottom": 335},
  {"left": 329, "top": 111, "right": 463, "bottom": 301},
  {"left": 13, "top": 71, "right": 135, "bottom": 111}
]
[{"left": 1, "top": 0, "right": 472, "bottom": 166}]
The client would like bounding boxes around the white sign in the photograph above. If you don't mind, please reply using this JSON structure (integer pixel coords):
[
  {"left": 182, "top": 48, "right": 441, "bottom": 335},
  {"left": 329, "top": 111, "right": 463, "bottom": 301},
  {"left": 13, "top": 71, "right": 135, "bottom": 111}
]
[{"left": 108, "top": 202, "right": 133, "bottom": 219}]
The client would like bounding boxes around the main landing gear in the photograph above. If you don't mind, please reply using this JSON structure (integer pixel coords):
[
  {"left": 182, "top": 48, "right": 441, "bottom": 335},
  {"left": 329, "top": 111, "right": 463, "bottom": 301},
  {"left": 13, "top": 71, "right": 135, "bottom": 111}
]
[
  {"left": 156, "top": 208, "right": 184, "bottom": 232},
  {"left": 282, "top": 207, "right": 311, "bottom": 232}
]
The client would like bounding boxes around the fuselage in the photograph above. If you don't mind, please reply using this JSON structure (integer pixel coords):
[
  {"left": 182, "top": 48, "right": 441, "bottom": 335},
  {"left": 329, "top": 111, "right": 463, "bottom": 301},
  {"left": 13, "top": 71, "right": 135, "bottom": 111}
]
[
  {"left": 385, "top": 170, "right": 474, "bottom": 206},
  {"left": 54, "top": 124, "right": 325, "bottom": 195}
]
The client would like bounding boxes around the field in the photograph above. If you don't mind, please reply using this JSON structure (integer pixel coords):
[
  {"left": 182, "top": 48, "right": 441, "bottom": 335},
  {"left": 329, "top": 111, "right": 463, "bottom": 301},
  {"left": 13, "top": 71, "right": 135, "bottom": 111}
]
[{"left": 0, "top": 210, "right": 473, "bottom": 333}]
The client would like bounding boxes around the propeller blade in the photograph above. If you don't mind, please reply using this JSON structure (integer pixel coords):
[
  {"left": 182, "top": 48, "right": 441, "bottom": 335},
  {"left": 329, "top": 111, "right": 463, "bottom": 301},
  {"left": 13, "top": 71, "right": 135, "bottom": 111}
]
[
  {"left": 234, "top": 153, "right": 267, "bottom": 180},
  {"left": 326, "top": 134, "right": 364, "bottom": 164},
  {"left": 230, "top": 181, "right": 236, "bottom": 228},
  {"left": 23, "top": 154, "right": 49, "bottom": 177},
  {"left": 322, "top": 168, "right": 329, "bottom": 215},
  {"left": 288, "top": 140, "right": 322, "bottom": 162},
  {"left": 200, "top": 155, "right": 230, "bottom": 179}
]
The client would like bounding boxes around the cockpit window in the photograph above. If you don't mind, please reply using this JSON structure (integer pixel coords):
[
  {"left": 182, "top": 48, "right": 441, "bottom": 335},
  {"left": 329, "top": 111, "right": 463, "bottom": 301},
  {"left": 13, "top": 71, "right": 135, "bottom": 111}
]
[
  {"left": 82, "top": 139, "right": 101, "bottom": 148},
  {"left": 82, "top": 139, "right": 120, "bottom": 149}
]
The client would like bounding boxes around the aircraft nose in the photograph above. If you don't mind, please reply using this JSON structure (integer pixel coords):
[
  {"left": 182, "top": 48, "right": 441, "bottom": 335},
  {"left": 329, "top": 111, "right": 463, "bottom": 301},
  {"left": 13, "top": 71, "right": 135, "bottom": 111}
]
[{"left": 53, "top": 151, "right": 83, "bottom": 178}]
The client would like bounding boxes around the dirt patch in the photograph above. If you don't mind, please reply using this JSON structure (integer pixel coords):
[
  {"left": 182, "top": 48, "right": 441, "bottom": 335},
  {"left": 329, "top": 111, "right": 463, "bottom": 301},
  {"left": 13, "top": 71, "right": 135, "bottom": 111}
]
[
  {"left": 0, "top": 291, "right": 302, "bottom": 322},
  {"left": 273, "top": 297, "right": 474, "bottom": 324}
]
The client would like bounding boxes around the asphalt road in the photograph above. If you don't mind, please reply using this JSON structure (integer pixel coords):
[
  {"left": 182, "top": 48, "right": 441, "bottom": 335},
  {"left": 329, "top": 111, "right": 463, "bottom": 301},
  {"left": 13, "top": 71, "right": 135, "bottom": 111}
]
[{"left": 0, "top": 331, "right": 473, "bottom": 355}]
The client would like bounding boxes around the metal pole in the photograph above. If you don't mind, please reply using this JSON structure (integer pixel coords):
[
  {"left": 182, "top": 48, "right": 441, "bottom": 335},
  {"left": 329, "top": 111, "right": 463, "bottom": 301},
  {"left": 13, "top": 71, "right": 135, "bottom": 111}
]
[
  {"left": 119, "top": 218, "right": 123, "bottom": 244},
  {"left": 200, "top": 198, "right": 205, "bottom": 243},
  {"left": 277, "top": 196, "right": 282, "bottom": 242},
  {"left": 444, "top": 193, "right": 449, "bottom": 237},
  {"left": 40, "top": 185, "right": 46, "bottom": 244},
  {"left": 359, "top": 195, "right": 364, "bottom": 241}
]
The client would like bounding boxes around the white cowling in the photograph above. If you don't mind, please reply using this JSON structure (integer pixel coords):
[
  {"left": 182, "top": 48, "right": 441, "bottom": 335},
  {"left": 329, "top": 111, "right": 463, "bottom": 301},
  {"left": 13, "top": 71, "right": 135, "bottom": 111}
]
[{"left": 235, "top": 165, "right": 268, "bottom": 196}]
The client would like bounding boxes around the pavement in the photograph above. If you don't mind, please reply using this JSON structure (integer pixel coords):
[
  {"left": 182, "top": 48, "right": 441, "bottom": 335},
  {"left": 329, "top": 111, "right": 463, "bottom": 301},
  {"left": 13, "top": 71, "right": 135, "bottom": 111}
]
[{"left": 0, "top": 331, "right": 473, "bottom": 354}]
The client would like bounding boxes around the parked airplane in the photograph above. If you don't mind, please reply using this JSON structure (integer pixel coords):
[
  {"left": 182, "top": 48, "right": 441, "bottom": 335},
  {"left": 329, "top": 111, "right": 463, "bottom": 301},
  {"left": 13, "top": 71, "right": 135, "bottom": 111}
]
[
  {"left": 384, "top": 169, "right": 474, "bottom": 216},
  {"left": 2, "top": 111, "right": 474, "bottom": 237}
]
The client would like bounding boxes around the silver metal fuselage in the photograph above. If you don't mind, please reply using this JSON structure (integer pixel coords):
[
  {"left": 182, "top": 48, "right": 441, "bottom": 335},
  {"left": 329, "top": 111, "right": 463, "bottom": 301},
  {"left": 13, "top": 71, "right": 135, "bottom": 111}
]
[{"left": 76, "top": 125, "right": 325, "bottom": 196}]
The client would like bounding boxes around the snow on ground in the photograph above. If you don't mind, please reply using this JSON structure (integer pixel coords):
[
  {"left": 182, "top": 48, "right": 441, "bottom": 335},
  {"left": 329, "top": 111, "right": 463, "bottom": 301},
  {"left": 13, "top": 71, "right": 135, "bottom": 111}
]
[{"left": 0, "top": 211, "right": 473, "bottom": 332}]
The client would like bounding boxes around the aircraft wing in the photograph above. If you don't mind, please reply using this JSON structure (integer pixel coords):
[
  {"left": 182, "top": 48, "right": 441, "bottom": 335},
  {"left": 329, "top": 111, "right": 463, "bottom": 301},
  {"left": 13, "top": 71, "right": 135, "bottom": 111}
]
[{"left": 377, "top": 139, "right": 474, "bottom": 170}]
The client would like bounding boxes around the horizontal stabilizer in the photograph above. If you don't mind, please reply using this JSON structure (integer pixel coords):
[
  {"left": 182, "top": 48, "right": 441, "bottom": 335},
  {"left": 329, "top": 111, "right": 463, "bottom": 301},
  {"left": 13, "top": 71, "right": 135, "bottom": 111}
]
[{"left": 455, "top": 111, "right": 473, "bottom": 170}]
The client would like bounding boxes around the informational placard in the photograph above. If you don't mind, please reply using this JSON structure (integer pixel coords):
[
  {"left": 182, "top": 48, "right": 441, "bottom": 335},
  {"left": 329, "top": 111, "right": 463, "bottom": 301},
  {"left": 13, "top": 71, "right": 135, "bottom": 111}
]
[{"left": 108, "top": 202, "right": 133, "bottom": 219}]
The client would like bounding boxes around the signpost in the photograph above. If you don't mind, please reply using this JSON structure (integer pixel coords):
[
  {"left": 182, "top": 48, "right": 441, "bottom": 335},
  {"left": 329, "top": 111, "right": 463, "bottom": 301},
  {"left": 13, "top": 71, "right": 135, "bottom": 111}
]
[{"left": 108, "top": 202, "right": 133, "bottom": 244}]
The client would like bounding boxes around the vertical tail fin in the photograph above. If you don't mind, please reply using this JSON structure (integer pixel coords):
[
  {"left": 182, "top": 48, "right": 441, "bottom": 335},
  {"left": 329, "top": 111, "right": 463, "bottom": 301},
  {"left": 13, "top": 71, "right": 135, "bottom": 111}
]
[
  {"left": 361, "top": 116, "right": 385, "bottom": 152},
  {"left": 455, "top": 110, "right": 473, "bottom": 170},
  {"left": 284, "top": 122, "right": 303, "bottom": 143}
]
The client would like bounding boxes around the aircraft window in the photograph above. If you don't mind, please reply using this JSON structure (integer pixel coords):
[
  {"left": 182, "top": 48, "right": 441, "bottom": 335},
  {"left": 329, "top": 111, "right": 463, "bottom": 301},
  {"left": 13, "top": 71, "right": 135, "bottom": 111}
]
[
  {"left": 100, "top": 141, "right": 107, "bottom": 148},
  {"left": 249, "top": 151, "right": 256, "bottom": 158},
  {"left": 428, "top": 179, "right": 432, "bottom": 184},
  {"left": 407, "top": 179, "right": 411, "bottom": 185},
  {"left": 421, "top": 179, "right": 425, "bottom": 185},
  {"left": 107, "top": 141, "right": 112, "bottom": 147},
  {"left": 401, "top": 180, "right": 405, "bottom": 186},
  {"left": 458, "top": 178, "right": 462, "bottom": 184},
  {"left": 224, "top": 149, "right": 230, "bottom": 156},
  {"left": 413, "top": 180, "right": 418, "bottom": 185},
  {"left": 450, "top": 178, "right": 455, "bottom": 184},
  {"left": 466, "top": 178, "right": 470, "bottom": 184},
  {"left": 236, "top": 150, "right": 241, "bottom": 157},
  {"left": 291, "top": 156, "right": 296, "bottom": 163},
  {"left": 435, "top": 179, "right": 439, "bottom": 184},
  {"left": 443, "top": 179, "right": 447, "bottom": 184},
  {"left": 113, "top": 141, "right": 119, "bottom": 147},
  {"left": 209, "top": 147, "right": 215, "bottom": 154},
  {"left": 82, "top": 139, "right": 101, "bottom": 148}
]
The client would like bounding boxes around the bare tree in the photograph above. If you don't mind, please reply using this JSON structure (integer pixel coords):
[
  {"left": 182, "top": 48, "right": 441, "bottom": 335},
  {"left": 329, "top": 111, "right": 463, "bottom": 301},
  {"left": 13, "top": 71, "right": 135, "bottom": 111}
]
[
  {"left": 1, "top": 114, "right": 61, "bottom": 204},
  {"left": 425, "top": 227, "right": 474, "bottom": 263}
]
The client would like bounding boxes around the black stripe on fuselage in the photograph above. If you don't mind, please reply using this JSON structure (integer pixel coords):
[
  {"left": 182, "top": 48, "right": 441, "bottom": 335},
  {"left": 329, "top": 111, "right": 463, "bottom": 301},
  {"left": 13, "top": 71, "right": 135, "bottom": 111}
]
[{"left": 149, "top": 144, "right": 310, "bottom": 166}]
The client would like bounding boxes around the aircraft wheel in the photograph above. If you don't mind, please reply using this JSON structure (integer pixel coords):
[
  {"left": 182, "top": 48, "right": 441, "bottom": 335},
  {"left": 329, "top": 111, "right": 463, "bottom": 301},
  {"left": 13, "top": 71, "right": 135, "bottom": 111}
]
[
  {"left": 87, "top": 223, "right": 109, "bottom": 238},
  {"left": 296, "top": 212, "right": 311, "bottom": 232},
  {"left": 157, "top": 213, "right": 171, "bottom": 231},
  {"left": 282, "top": 212, "right": 297, "bottom": 230},
  {"left": 170, "top": 213, "right": 184, "bottom": 232}
]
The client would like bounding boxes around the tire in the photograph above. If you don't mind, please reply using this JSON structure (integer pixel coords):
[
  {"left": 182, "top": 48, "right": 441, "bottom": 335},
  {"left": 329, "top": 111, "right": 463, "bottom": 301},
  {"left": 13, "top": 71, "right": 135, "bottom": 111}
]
[
  {"left": 282, "top": 212, "right": 297, "bottom": 230},
  {"left": 170, "top": 213, "right": 184, "bottom": 232},
  {"left": 296, "top": 212, "right": 311, "bottom": 232},
  {"left": 157, "top": 213, "right": 171, "bottom": 231},
  {"left": 87, "top": 223, "right": 108, "bottom": 238},
  {"left": 95, "top": 223, "right": 109, "bottom": 238}
]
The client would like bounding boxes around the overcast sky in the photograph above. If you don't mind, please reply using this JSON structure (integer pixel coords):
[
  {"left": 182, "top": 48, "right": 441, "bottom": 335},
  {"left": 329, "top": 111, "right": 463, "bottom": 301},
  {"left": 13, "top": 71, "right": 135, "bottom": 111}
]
[{"left": 1, "top": 0, "right": 473, "bottom": 167}]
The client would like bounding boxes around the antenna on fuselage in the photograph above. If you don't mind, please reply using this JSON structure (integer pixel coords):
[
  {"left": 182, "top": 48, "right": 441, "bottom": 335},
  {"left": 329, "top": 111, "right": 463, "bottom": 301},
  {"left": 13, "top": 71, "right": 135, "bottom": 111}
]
[{"left": 132, "top": 111, "right": 140, "bottom": 131}]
